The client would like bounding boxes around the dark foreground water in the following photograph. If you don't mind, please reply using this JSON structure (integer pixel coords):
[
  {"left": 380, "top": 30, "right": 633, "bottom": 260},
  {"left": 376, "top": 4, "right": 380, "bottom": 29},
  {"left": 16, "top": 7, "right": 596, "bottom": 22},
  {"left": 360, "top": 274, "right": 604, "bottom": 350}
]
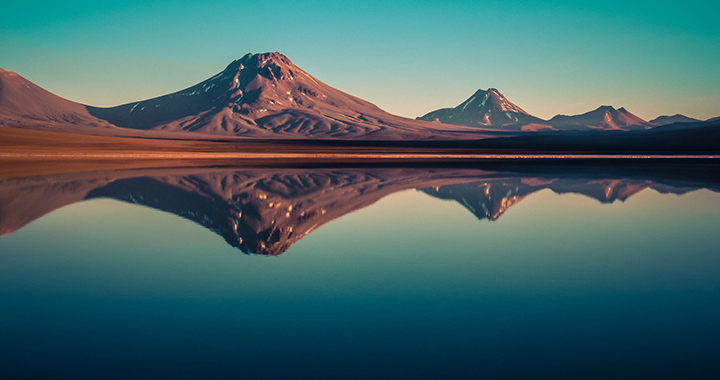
[{"left": 1, "top": 163, "right": 719, "bottom": 379}]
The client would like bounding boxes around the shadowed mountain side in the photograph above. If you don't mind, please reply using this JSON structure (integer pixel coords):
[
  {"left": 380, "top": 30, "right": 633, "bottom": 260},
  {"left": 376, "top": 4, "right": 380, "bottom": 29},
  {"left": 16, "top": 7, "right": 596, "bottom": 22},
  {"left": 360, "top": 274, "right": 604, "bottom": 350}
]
[{"left": 2, "top": 165, "right": 719, "bottom": 255}]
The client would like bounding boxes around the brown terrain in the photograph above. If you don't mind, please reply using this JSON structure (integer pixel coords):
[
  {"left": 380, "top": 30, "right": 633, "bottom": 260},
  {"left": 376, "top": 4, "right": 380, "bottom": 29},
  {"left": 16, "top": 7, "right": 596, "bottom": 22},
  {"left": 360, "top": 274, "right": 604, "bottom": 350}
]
[{"left": 1, "top": 164, "right": 717, "bottom": 255}]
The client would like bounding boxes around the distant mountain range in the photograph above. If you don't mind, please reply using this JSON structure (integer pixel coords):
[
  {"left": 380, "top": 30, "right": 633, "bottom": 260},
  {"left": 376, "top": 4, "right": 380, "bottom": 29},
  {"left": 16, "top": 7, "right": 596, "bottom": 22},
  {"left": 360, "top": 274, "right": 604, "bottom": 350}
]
[
  {"left": 649, "top": 114, "right": 701, "bottom": 125},
  {"left": 1, "top": 166, "right": 718, "bottom": 255},
  {"left": 1, "top": 52, "right": 717, "bottom": 140},
  {"left": 418, "top": 89, "right": 715, "bottom": 132}
]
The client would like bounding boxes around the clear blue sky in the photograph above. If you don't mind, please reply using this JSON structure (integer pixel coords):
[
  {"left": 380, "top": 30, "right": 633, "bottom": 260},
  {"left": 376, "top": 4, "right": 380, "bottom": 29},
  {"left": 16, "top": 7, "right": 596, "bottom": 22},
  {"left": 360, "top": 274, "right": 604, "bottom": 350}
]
[{"left": 2, "top": 0, "right": 719, "bottom": 120}]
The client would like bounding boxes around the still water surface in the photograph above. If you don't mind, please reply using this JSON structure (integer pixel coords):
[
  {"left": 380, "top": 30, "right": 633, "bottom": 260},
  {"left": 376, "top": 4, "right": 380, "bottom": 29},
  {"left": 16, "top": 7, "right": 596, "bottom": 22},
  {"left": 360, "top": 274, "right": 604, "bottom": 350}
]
[{"left": 0, "top": 165, "right": 719, "bottom": 378}]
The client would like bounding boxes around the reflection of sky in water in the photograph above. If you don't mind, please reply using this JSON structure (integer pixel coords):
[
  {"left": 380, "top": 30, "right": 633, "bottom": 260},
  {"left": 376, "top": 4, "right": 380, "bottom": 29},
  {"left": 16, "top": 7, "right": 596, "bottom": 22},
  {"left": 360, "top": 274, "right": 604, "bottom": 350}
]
[{"left": 1, "top": 189, "right": 719, "bottom": 378}]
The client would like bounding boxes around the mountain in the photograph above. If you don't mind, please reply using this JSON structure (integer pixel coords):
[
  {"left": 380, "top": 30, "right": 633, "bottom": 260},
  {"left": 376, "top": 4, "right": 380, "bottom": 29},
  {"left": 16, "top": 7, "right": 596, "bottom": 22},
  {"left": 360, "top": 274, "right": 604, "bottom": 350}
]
[
  {"left": 85, "top": 52, "right": 481, "bottom": 139},
  {"left": 546, "top": 105, "right": 653, "bottom": 131},
  {"left": 417, "top": 88, "right": 547, "bottom": 131},
  {"left": 0, "top": 68, "right": 114, "bottom": 130},
  {"left": 2, "top": 166, "right": 717, "bottom": 255}
]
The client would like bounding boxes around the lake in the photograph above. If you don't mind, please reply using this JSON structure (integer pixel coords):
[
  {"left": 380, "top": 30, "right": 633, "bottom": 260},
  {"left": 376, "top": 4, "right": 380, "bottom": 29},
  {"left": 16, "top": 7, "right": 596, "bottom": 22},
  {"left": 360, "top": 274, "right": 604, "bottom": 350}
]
[{"left": 1, "top": 162, "right": 719, "bottom": 379}]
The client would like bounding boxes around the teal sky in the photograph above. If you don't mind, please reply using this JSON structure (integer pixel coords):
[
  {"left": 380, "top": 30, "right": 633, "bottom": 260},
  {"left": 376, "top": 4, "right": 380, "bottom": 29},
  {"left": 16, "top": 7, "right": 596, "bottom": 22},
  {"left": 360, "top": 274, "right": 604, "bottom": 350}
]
[{"left": 1, "top": 0, "right": 719, "bottom": 120}]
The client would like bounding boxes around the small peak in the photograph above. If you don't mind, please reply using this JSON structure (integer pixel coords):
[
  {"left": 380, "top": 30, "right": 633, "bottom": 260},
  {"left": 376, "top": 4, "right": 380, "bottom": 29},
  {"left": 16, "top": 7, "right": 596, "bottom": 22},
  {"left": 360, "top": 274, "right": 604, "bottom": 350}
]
[
  {"left": 250, "top": 52, "right": 294, "bottom": 67},
  {"left": 0, "top": 68, "right": 18, "bottom": 77},
  {"left": 471, "top": 88, "right": 491, "bottom": 96},
  {"left": 224, "top": 53, "right": 253, "bottom": 71},
  {"left": 596, "top": 105, "right": 616, "bottom": 111}
]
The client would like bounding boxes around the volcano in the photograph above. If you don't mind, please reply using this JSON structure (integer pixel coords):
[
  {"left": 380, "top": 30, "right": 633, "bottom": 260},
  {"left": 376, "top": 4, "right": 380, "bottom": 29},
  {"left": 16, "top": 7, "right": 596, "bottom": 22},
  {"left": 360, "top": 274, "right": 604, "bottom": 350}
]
[{"left": 417, "top": 88, "right": 546, "bottom": 130}]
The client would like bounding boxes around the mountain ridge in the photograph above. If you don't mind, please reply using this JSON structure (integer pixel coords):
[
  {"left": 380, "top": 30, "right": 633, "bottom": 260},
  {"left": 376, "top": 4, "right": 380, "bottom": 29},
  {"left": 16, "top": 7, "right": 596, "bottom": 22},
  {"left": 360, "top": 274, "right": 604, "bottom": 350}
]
[{"left": 1, "top": 53, "right": 716, "bottom": 141}]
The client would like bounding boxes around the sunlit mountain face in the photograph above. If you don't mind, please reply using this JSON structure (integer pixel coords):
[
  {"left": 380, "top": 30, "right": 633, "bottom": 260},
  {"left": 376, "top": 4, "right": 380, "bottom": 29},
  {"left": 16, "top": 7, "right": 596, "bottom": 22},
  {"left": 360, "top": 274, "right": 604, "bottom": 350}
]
[{"left": 2, "top": 165, "right": 717, "bottom": 255}]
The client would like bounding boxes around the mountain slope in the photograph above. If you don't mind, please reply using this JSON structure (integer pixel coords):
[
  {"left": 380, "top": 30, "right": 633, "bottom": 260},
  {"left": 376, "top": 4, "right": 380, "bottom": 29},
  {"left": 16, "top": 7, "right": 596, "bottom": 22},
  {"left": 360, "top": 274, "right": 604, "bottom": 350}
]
[
  {"left": 417, "top": 88, "right": 546, "bottom": 130},
  {"left": 0, "top": 68, "right": 113, "bottom": 129}
]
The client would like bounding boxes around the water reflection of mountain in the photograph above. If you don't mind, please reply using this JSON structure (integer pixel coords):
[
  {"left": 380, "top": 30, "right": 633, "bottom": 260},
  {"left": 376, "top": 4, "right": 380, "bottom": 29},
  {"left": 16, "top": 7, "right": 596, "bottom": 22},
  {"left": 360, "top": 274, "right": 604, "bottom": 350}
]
[
  {"left": 1, "top": 165, "right": 718, "bottom": 255},
  {"left": 422, "top": 178, "right": 701, "bottom": 221}
]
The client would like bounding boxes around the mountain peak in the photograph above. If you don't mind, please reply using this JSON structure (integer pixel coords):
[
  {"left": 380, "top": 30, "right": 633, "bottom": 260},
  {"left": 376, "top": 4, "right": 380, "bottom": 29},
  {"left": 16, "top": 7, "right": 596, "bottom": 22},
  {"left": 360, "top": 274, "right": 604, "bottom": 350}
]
[
  {"left": 224, "top": 52, "right": 299, "bottom": 82},
  {"left": 464, "top": 88, "right": 528, "bottom": 114},
  {"left": 0, "top": 68, "right": 18, "bottom": 78}
]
